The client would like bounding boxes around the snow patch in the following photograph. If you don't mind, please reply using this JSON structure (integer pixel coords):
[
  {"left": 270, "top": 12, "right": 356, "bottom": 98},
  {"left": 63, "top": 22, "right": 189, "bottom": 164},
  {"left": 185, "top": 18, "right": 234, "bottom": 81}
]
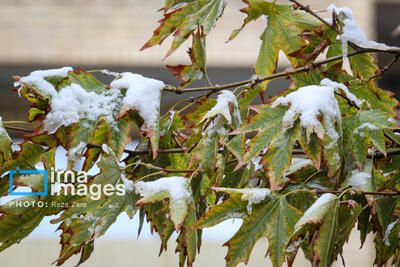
[
  {"left": 110, "top": 72, "right": 164, "bottom": 131},
  {"left": 121, "top": 174, "right": 134, "bottom": 192},
  {"left": 272, "top": 79, "right": 341, "bottom": 140},
  {"left": 44, "top": 83, "right": 122, "bottom": 133},
  {"left": 11, "top": 144, "right": 21, "bottom": 152},
  {"left": 303, "top": 193, "right": 336, "bottom": 218},
  {"left": 347, "top": 169, "right": 371, "bottom": 189},
  {"left": 135, "top": 176, "right": 191, "bottom": 203},
  {"left": 384, "top": 220, "right": 398, "bottom": 246},
  {"left": 14, "top": 67, "right": 72, "bottom": 98},
  {"left": 320, "top": 78, "right": 364, "bottom": 108},
  {"left": 212, "top": 187, "right": 271, "bottom": 214},
  {"left": 354, "top": 123, "right": 379, "bottom": 137},
  {"left": 272, "top": 78, "right": 362, "bottom": 143},
  {"left": 327, "top": 4, "right": 398, "bottom": 59},
  {"left": 201, "top": 90, "right": 241, "bottom": 125}
]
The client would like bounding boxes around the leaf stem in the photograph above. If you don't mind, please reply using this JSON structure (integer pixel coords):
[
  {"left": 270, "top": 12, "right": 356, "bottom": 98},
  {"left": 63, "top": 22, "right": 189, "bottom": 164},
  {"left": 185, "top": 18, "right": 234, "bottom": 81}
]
[{"left": 2, "top": 121, "right": 32, "bottom": 125}]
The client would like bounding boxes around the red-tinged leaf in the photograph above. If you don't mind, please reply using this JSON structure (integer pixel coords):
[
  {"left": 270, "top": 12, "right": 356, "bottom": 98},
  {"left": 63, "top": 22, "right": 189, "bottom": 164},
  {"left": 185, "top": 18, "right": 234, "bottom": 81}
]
[
  {"left": 141, "top": 0, "right": 226, "bottom": 58},
  {"left": 166, "top": 30, "right": 206, "bottom": 86}
]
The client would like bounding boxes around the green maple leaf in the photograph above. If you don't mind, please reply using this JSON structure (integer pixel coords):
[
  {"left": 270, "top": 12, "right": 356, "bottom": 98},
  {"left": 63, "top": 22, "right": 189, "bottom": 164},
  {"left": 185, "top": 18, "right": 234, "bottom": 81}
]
[
  {"left": 195, "top": 194, "right": 301, "bottom": 267},
  {"left": 347, "top": 80, "right": 400, "bottom": 119},
  {"left": 51, "top": 147, "right": 137, "bottom": 265},
  {"left": 235, "top": 105, "right": 288, "bottom": 170},
  {"left": 343, "top": 110, "right": 395, "bottom": 168},
  {"left": 0, "top": 172, "right": 78, "bottom": 253},
  {"left": 292, "top": 193, "right": 339, "bottom": 267},
  {"left": 0, "top": 118, "right": 12, "bottom": 165},
  {"left": 135, "top": 176, "right": 193, "bottom": 231},
  {"left": 166, "top": 30, "right": 206, "bottom": 86},
  {"left": 141, "top": 0, "right": 226, "bottom": 58},
  {"left": 230, "top": 1, "right": 320, "bottom": 75},
  {"left": 189, "top": 90, "right": 241, "bottom": 177}
]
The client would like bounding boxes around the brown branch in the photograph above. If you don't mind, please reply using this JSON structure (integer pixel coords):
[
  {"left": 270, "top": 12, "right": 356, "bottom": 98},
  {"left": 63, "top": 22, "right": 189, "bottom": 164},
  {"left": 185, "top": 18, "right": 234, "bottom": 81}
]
[
  {"left": 289, "top": 0, "right": 340, "bottom": 33},
  {"left": 163, "top": 48, "right": 399, "bottom": 94},
  {"left": 130, "top": 162, "right": 195, "bottom": 173},
  {"left": 3, "top": 125, "right": 33, "bottom": 133},
  {"left": 5, "top": 126, "right": 400, "bottom": 159},
  {"left": 368, "top": 54, "right": 400, "bottom": 81},
  {"left": 315, "top": 189, "right": 400, "bottom": 196}
]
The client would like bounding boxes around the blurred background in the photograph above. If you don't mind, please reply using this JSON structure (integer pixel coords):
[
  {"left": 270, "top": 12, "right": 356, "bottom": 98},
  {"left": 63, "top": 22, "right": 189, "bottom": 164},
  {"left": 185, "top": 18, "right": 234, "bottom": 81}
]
[{"left": 0, "top": 0, "right": 398, "bottom": 266}]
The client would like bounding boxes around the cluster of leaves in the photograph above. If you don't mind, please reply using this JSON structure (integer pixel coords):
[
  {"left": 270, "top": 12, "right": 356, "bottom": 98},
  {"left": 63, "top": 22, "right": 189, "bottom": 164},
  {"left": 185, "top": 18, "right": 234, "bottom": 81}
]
[{"left": 1, "top": 0, "right": 400, "bottom": 266}]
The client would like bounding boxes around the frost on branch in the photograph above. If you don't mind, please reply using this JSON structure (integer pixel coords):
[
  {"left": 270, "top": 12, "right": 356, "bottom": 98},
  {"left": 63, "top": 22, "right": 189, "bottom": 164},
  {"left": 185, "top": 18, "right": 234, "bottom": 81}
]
[{"left": 135, "top": 177, "right": 192, "bottom": 231}]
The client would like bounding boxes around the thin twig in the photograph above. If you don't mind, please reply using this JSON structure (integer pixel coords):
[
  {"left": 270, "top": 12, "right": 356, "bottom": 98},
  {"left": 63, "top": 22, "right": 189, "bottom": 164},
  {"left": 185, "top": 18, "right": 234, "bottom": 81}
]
[
  {"left": 339, "top": 252, "right": 346, "bottom": 267},
  {"left": 368, "top": 54, "right": 400, "bottom": 81},
  {"left": 289, "top": 0, "right": 339, "bottom": 33},
  {"left": 315, "top": 189, "right": 400, "bottom": 196},
  {"left": 3, "top": 125, "right": 33, "bottom": 133}
]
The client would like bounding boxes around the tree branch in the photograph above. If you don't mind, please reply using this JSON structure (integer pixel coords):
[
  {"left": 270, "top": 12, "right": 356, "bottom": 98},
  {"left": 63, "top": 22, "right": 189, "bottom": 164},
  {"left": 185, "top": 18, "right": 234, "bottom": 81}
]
[
  {"left": 368, "top": 54, "right": 400, "bottom": 81},
  {"left": 5, "top": 126, "right": 400, "bottom": 159},
  {"left": 315, "top": 189, "right": 400, "bottom": 196},
  {"left": 163, "top": 48, "right": 399, "bottom": 94},
  {"left": 289, "top": 0, "right": 339, "bottom": 33}
]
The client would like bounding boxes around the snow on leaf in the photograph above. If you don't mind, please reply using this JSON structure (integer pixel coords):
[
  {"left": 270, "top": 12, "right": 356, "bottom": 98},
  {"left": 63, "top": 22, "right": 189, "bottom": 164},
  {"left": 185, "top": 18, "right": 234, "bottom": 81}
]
[
  {"left": 294, "top": 193, "right": 337, "bottom": 230},
  {"left": 135, "top": 176, "right": 193, "bottom": 231},
  {"left": 271, "top": 78, "right": 352, "bottom": 176},
  {"left": 201, "top": 90, "right": 241, "bottom": 127},
  {"left": 327, "top": 4, "right": 399, "bottom": 60},
  {"left": 271, "top": 79, "right": 342, "bottom": 139},
  {"left": 15, "top": 68, "right": 132, "bottom": 169},
  {"left": 190, "top": 91, "right": 241, "bottom": 176},
  {"left": 111, "top": 72, "right": 164, "bottom": 159},
  {"left": 14, "top": 67, "right": 72, "bottom": 98},
  {"left": 344, "top": 110, "right": 395, "bottom": 168},
  {"left": 212, "top": 186, "right": 271, "bottom": 214}
]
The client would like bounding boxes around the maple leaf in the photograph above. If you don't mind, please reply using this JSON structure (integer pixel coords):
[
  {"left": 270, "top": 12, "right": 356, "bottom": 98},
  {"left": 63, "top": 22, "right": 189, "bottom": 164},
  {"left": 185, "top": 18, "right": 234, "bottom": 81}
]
[
  {"left": 15, "top": 68, "right": 132, "bottom": 168},
  {"left": 343, "top": 110, "right": 395, "bottom": 168},
  {"left": 189, "top": 90, "right": 241, "bottom": 177},
  {"left": 166, "top": 30, "right": 206, "bottom": 86},
  {"left": 196, "top": 195, "right": 302, "bottom": 267},
  {"left": 141, "top": 0, "right": 227, "bottom": 58},
  {"left": 135, "top": 176, "right": 193, "bottom": 231},
  {"left": 230, "top": 1, "right": 321, "bottom": 76},
  {"left": 51, "top": 147, "right": 137, "bottom": 265}
]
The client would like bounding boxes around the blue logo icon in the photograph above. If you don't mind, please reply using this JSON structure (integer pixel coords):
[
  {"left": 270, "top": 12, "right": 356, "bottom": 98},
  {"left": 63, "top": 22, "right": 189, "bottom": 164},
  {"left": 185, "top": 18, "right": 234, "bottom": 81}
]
[{"left": 9, "top": 167, "right": 48, "bottom": 196}]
